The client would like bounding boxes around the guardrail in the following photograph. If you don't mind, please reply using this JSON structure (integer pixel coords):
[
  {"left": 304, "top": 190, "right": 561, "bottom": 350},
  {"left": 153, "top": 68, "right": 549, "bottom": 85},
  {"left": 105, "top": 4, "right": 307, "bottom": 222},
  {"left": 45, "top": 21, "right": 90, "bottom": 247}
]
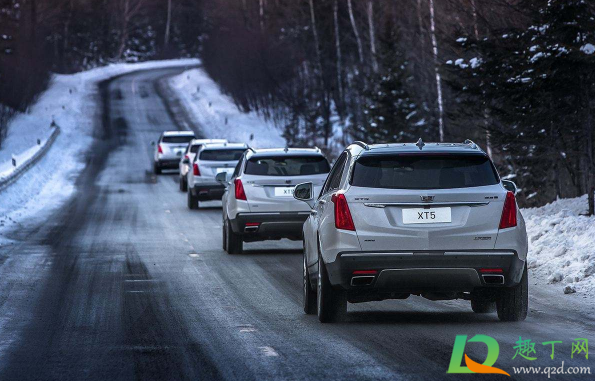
[{"left": 0, "top": 125, "right": 61, "bottom": 192}]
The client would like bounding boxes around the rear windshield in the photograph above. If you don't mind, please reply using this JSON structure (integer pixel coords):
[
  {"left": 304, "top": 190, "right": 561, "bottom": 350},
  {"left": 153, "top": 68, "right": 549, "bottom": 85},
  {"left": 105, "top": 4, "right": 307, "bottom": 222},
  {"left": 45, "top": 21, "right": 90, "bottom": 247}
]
[
  {"left": 245, "top": 155, "right": 330, "bottom": 176},
  {"left": 162, "top": 135, "right": 194, "bottom": 144},
  {"left": 351, "top": 154, "right": 499, "bottom": 189},
  {"left": 190, "top": 144, "right": 202, "bottom": 153},
  {"left": 199, "top": 149, "right": 246, "bottom": 161}
]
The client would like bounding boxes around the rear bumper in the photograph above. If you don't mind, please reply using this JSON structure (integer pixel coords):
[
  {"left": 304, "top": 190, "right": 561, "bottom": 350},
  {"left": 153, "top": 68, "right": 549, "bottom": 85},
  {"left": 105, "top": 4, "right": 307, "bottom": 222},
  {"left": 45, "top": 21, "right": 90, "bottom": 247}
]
[
  {"left": 230, "top": 212, "right": 310, "bottom": 240},
  {"left": 191, "top": 182, "right": 225, "bottom": 201},
  {"left": 155, "top": 159, "right": 181, "bottom": 169},
  {"left": 326, "top": 250, "right": 525, "bottom": 292}
]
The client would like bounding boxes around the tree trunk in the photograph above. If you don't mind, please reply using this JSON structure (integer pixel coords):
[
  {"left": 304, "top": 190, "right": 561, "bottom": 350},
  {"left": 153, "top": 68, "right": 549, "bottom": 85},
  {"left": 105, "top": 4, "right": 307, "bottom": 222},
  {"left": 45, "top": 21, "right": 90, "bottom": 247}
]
[
  {"left": 347, "top": 0, "right": 364, "bottom": 64},
  {"left": 428, "top": 0, "right": 445, "bottom": 141},
  {"left": 164, "top": 0, "right": 172, "bottom": 48},
  {"left": 367, "top": 0, "right": 378, "bottom": 73},
  {"left": 333, "top": 0, "right": 343, "bottom": 106}
]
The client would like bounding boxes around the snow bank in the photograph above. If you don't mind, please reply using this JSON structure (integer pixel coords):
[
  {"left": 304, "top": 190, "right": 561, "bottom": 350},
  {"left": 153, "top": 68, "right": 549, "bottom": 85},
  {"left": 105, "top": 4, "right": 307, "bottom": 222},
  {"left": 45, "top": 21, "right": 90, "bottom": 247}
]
[
  {"left": 523, "top": 195, "right": 595, "bottom": 295},
  {"left": 0, "top": 59, "right": 199, "bottom": 245},
  {"left": 167, "top": 68, "right": 285, "bottom": 148}
]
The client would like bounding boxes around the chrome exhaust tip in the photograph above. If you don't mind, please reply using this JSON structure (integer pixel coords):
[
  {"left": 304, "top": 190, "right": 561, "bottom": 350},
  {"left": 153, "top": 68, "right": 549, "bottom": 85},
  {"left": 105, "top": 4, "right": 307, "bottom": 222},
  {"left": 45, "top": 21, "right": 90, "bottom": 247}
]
[
  {"left": 482, "top": 274, "right": 504, "bottom": 285},
  {"left": 351, "top": 276, "right": 375, "bottom": 287},
  {"left": 244, "top": 225, "right": 259, "bottom": 233}
]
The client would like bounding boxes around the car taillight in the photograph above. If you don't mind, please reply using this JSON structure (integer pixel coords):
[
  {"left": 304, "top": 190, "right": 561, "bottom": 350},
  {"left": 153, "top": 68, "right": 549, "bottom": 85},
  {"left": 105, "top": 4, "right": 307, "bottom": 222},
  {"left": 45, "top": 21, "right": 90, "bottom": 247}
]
[
  {"left": 193, "top": 163, "right": 200, "bottom": 176},
  {"left": 499, "top": 191, "right": 517, "bottom": 229},
  {"left": 331, "top": 193, "right": 355, "bottom": 231},
  {"left": 235, "top": 179, "right": 247, "bottom": 201},
  {"left": 158, "top": 144, "right": 163, "bottom": 154}
]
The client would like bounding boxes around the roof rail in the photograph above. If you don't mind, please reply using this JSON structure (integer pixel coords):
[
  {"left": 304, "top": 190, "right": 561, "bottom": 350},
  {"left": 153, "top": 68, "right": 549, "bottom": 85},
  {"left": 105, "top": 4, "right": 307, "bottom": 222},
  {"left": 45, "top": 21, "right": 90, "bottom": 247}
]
[
  {"left": 313, "top": 146, "right": 321, "bottom": 153},
  {"left": 463, "top": 139, "right": 478, "bottom": 149},
  {"left": 352, "top": 141, "right": 369, "bottom": 150},
  {"left": 416, "top": 138, "right": 425, "bottom": 150}
]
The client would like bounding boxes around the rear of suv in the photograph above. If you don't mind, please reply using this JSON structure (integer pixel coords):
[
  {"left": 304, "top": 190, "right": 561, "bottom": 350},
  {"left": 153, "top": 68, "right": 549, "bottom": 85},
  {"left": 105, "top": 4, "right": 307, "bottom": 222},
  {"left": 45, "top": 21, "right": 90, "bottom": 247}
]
[
  {"left": 153, "top": 131, "right": 195, "bottom": 174},
  {"left": 179, "top": 139, "right": 227, "bottom": 191},
  {"left": 186, "top": 143, "right": 248, "bottom": 209},
  {"left": 295, "top": 140, "right": 528, "bottom": 323},
  {"left": 221, "top": 148, "right": 330, "bottom": 254}
]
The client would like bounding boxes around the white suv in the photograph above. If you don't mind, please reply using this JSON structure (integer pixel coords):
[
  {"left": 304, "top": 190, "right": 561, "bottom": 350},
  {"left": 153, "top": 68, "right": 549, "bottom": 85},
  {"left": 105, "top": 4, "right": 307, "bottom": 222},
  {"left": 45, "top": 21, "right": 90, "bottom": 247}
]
[
  {"left": 186, "top": 143, "right": 249, "bottom": 209},
  {"left": 153, "top": 131, "right": 195, "bottom": 174},
  {"left": 219, "top": 148, "right": 330, "bottom": 254},
  {"left": 294, "top": 140, "right": 528, "bottom": 323},
  {"left": 179, "top": 139, "right": 227, "bottom": 191}
]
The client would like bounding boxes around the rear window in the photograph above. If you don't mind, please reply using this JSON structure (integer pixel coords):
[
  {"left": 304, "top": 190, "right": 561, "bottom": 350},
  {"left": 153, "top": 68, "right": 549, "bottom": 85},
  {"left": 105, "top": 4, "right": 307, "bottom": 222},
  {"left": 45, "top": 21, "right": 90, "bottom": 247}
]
[
  {"left": 351, "top": 154, "right": 499, "bottom": 189},
  {"left": 190, "top": 144, "right": 202, "bottom": 153},
  {"left": 199, "top": 149, "right": 246, "bottom": 161},
  {"left": 245, "top": 155, "right": 330, "bottom": 176},
  {"left": 162, "top": 135, "right": 194, "bottom": 144}
]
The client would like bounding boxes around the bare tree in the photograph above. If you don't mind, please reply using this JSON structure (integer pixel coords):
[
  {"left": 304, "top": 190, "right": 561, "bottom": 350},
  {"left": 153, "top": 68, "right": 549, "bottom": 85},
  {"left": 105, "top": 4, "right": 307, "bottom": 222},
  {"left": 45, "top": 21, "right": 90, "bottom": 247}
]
[
  {"left": 428, "top": 0, "right": 445, "bottom": 141},
  {"left": 367, "top": 0, "right": 378, "bottom": 73},
  {"left": 115, "top": 0, "right": 145, "bottom": 60},
  {"left": 347, "top": 0, "right": 364, "bottom": 64},
  {"left": 164, "top": 0, "right": 172, "bottom": 49},
  {"left": 333, "top": 0, "right": 343, "bottom": 104}
]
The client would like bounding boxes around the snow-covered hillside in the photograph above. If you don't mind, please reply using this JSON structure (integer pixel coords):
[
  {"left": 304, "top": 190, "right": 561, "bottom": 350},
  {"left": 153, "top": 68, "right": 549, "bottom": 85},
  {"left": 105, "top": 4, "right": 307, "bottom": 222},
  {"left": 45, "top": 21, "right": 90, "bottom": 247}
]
[
  {"left": 524, "top": 195, "right": 595, "bottom": 296},
  {"left": 167, "top": 68, "right": 285, "bottom": 148}
]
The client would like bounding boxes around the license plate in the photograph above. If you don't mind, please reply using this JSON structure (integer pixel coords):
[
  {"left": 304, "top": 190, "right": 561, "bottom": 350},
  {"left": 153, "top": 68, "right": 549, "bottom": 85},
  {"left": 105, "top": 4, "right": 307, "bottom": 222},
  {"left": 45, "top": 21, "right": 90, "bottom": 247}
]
[
  {"left": 217, "top": 167, "right": 234, "bottom": 175},
  {"left": 402, "top": 207, "right": 451, "bottom": 224},
  {"left": 274, "top": 186, "right": 295, "bottom": 197}
]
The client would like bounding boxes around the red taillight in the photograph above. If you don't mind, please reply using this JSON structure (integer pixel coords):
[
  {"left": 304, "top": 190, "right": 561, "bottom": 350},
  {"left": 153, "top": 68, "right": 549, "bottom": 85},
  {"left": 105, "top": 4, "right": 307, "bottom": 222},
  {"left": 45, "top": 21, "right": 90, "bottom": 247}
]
[
  {"left": 331, "top": 193, "right": 355, "bottom": 231},
  {"left": 245, "top": 222, "right": 260, "bottom": 227},
  {"left": 235, "top": 179, "right": 247, "bottom": 201},
  {"left": 158, "top": 144, "right": 163, "bottom": 154},
  {"left": 480, "top": 268, "right": 503, "bottom": 274},
  {"left": 499, "top": 191, "right": 517, "bottom": 229},
  {"left": 193, "top": 163, "right": 200, "bottom": 176},
  {"left": 353, "top": 270, "right": 377, "bottom": 275}
]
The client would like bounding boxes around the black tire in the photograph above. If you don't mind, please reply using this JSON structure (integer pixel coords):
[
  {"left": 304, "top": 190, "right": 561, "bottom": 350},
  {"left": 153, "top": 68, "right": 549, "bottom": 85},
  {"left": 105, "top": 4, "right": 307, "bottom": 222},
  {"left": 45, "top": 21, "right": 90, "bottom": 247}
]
[
  {"left": 226, "top": 219, "right": 243, "bottom": 254},
  {"left": 153, "top": 162, "right": 161, "bottom": 175},
  {"left": 471, "top": 299, "right": 496, "bottom": 313},
  {"left": 179, "top": 177, "right": 187, "bottom": 192},
  {"left": 303, "top": 251, "right": 317, "bottom": 315},
  {"left": 497, "top": 265, "right": 528, "bottom": 322},
  {"left": 317, "top": 253, "right": 346, "bottom": 323},
  {"left": 187, "top": 188, "right": 198, "bottom": 210},
  {"left": 222, "top": 217, "right": 228, "bottom": 251}
]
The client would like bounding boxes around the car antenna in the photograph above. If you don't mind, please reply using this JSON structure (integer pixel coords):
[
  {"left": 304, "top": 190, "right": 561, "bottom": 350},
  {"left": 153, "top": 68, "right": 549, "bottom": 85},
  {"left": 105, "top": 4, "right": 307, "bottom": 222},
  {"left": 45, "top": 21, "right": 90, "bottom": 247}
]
[
  {"left": 416, "top": 138, "right": 425, "bottom": 150},
  {"left": 284, "top": 146, "right": 289, "bottom": 153}
]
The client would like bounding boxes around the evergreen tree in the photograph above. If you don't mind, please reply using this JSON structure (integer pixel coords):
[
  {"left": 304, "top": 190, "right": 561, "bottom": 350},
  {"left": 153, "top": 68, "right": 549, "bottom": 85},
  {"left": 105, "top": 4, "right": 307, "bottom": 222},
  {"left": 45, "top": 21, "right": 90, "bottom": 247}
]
[{"left": 357, "top": 24, "right": 425, "bottom": 143}]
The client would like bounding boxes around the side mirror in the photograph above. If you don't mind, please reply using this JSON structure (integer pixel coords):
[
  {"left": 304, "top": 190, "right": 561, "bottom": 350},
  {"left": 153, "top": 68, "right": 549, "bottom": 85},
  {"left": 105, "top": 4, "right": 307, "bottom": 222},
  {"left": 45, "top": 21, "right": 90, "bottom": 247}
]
[
  {"left": 215, "top": 172, "right": 229, "bottom": 184},
  {"left": 182, "top": 158, "right": 190, "bottom": 164},
  {"left": 294, "top": 182, "right": 315, "bottom": 209},
  {"left": 502, "top": 180, "right": 517, "bottom": 194}
]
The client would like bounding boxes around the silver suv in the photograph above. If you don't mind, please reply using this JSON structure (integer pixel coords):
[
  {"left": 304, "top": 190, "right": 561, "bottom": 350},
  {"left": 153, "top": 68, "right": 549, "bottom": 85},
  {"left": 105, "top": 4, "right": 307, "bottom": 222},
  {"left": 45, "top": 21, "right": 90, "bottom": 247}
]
[
  {"left": 294, "top": 140, "right": 528, "bottom": 323},
  {"left": 179, "top": 139, "right": 227, "bottom": 191},
  {"left": 219, "top": 148, "right": 330, "bottom": 254},
  {"left": 153, "top": 131, "right": 195, "bottom": 174},
  {"left": 186, "top": 143, "right": 249, "bottom": 209}
]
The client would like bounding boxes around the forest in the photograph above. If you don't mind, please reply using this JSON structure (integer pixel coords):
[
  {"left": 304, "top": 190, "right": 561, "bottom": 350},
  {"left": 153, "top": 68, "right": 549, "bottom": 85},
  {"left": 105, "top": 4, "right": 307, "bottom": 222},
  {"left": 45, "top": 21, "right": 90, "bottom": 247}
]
[{"left": 1, "top": 0, "right": 594, "bottom": 213}]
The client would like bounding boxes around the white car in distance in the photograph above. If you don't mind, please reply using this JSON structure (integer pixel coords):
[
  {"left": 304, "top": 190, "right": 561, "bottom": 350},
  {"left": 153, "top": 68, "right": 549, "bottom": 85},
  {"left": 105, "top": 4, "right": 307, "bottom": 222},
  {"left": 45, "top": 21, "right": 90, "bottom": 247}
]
[{"left": 179, "top": 139, "right": 228, "bottom": 191}]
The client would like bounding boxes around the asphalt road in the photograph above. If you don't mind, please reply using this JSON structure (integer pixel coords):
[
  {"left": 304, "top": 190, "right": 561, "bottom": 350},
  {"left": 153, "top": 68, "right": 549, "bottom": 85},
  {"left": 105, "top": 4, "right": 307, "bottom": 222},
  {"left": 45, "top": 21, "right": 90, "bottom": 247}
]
[{"left": 0, "top": 68, "right": 593, "bottom": 381}]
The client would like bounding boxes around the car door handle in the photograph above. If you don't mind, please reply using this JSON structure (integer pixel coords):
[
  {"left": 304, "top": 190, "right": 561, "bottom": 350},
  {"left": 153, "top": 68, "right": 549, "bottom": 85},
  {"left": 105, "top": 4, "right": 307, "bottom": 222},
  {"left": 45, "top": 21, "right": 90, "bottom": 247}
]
[
  {"left": 318, "top": 200, "right": 326, "bottom": 205},
  {"left": 310, "top": 209, "right": 317, "bottom": 216}
]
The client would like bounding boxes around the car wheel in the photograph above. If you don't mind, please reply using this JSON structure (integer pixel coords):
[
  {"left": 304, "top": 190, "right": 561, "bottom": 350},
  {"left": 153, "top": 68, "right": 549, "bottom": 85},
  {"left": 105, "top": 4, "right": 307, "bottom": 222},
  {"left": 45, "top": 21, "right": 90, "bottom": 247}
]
[
  {"left": 317, "top": 252, "right": 346, "bottom": 323},
  {"left": 303, "top": 251, "right": 317, "bottom": 315},
  {"left": 471, "top": 299, "right": 496, "bottom": 313},
  {"left": 222, "top": 217, "right": 228, "bottom": 251},
  {"left": 496, "top": 265, "right": 528, "bottom": 322},
  {"left": 187, "top": 188, "right": 198, "bottom": 210},
  {"left": 226, "top": 219, "right": 243, "bottom": 254},
  {"left": 153, "top": 162, "right": 161, "bottom": 175}
]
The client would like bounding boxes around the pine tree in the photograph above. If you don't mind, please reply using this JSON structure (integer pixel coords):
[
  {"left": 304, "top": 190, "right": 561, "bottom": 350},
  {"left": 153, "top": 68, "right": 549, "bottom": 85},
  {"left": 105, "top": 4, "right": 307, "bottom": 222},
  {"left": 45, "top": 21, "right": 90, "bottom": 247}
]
[{"left": 358, "top": 23, "right": 425, "bottom": 144}]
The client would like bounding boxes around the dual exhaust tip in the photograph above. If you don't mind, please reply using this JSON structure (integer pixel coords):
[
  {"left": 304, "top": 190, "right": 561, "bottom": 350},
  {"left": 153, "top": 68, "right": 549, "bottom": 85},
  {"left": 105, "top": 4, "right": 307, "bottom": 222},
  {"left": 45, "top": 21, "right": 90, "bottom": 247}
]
[
  {"left": 244, "top": 223, "right": 260, "bottom": 233},
  {"left": 349, "top": 269, "right": 505, "bottom": 287}
]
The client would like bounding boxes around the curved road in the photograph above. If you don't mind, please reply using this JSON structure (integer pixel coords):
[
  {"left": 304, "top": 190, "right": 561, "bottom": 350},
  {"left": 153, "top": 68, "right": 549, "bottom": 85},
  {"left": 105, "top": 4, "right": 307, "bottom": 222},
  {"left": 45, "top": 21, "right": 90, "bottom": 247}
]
[{"left": 0, "top": 68, "right": 592, "bottom": 380}]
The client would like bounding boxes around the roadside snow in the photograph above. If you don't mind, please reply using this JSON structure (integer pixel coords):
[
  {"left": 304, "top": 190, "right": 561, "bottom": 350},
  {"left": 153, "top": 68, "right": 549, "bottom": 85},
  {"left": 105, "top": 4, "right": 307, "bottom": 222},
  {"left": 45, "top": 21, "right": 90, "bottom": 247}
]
[
  {"left": 167, "top": 68, "right": 285, "bottom": 148},
  {"left": 0, "top": 59, "right": 199, "bottom": 246},
  {"left": 523, "top": 195, "right": 595, "bottom": 296}
]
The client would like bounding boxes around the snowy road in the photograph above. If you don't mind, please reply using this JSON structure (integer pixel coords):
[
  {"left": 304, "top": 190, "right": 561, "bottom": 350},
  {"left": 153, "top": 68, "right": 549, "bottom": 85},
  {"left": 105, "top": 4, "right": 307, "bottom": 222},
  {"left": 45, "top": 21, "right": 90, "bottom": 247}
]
[{"left": 0, "top": 68, "right": 592, "bottom": 380}]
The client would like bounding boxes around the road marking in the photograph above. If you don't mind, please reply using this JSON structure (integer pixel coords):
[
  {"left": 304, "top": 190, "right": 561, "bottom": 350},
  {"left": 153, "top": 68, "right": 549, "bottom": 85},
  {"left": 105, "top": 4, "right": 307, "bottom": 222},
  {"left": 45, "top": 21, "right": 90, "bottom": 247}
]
[
  {"left": 124, "top": 279, "right": 158, "bottom": 282},
  {"left": 188, "top": 253, "right": 200, "bottom": 258},
  {"left": 165, "top": 210, "right": 171, "bottom": 214},
  {"left": 259, "top": 346, "right": 279, "bottom": 357},
  {"left": 238, "top": 324, "right": 256, "bottom": 333},
  {"left": 126, "top": 291, "right": 146, "bottom": 293}
]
